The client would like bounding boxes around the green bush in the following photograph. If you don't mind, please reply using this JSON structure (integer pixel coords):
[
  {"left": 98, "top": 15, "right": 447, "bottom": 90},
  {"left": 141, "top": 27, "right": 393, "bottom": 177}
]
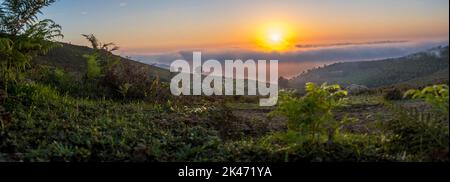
[
  {"left": 79, "top": 34, "right": 169, "bottom": 101},
  {"left": 6, "top": 82, "right": 60, "bottom": 107},
  {"left": 102, "top": 62, "right": 159, "bottom": 100},
  {"left": 85, "top": 54, "right": 102, "bottom": 80},
  {"left": 404, "top": 84, "right": 449, "bottom": 115},
  {"left": 28, "top": 66, "right": 78, "bottom": 93},
  {"left": 271, "top": 83, "right": 348, "bottom": 139}
]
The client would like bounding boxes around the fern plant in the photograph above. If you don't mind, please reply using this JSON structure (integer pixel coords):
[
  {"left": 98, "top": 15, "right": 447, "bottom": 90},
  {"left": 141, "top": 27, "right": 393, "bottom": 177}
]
[
  {"left": 271, "top": 83, "right": 348, "bottom": 140},
  {"left": 84, "top": 54, "right": 102, "bottom": 79},
  {"left": 0, "top": 0, "right": 62, "bottom": 86}
]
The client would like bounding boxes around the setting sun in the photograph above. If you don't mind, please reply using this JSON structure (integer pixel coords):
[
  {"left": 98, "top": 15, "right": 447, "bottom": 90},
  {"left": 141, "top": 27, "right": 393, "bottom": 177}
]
[
  {"left": 255, "top": 22, "right": 297, "bottom": 51},
  {"left": 269, "top": 32, "right": 282, "bottom": 43}
]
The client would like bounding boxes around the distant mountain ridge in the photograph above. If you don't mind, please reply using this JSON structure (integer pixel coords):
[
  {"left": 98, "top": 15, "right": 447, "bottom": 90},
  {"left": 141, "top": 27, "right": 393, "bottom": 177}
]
[
  {"left": 290, "top": 45, "right": 449, "bottom": 89},
  {"left": 33, "top": 43, "right": 172, "bottom": 82}
]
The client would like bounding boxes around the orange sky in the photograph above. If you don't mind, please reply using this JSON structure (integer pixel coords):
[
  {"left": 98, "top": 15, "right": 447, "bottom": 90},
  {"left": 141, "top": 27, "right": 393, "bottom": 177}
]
[{"left": 43, "top": 0, "right": 449, "bottom": 54}]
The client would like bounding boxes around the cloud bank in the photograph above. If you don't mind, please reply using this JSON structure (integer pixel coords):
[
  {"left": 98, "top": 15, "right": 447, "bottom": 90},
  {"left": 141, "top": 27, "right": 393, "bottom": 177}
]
[
  {"left": 129, "top": 40, "right": 448, "bottom": 66},
  {"left": 296, "top": 40, "right": 409, "bottom": 49},
  {"left": 124, "top": 40, "right": 448, "bottom": 78}
]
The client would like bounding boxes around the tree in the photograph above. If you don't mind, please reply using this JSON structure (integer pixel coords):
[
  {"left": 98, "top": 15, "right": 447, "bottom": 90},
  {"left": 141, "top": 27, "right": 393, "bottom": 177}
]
[{"left": 0, "top": 0, "right": 63, "bottom": 84}]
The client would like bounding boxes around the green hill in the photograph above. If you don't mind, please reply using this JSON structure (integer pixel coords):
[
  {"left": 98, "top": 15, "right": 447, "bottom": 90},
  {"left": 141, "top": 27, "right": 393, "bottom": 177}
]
[
  {"left": 33, "top": 43, "right": 172, "bottom": 82},
  {"left": 290, "top": 46, "right": 449, "bottom": 89}
]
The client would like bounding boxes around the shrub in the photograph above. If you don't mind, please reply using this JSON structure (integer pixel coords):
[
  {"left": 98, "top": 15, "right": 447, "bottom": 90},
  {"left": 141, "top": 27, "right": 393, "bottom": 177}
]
[
  {"left": 271, "top": 83, "right": 348, "bottom": 140},
  {"left": 102, "top": 62, "right": 160, "bottom": 100},
  {"left": 26, "top": 66, "right": 88, "bottom": 97},
  {"left": 383, "top": 88, "right": 403, "bottom": 101},
  {"left": 79, "top": 34, "right": 169, "bottom": 101},
  {"left": 404, "top": 84, "right": 449, "bottom": 115}
]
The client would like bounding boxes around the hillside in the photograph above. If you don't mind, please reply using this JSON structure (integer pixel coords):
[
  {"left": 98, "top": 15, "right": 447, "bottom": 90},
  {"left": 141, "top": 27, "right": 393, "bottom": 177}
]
[
  {"left": 33, "top": 43, "right": 172, "bottom": 82},
  {"left": 290, "top": 46, "right": 449, "bottom": 89}
]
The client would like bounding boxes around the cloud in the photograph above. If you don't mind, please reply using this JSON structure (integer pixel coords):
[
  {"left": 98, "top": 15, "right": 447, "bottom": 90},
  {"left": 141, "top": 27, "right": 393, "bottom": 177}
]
[
  {"left": 176, "top": 40, "right": 447, "bottom": 63},
  {"left": 296, "top": 40, "right": 409, "bottom": 49},
  {"left": 128, "top": 40, "right": 448, "bottom": 69},
  {"left": 81, "top": 11, "right": 88, "bottom": 15}
]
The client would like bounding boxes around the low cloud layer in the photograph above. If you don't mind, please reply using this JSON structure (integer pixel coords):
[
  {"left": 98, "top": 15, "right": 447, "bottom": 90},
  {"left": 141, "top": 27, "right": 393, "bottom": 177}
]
[
  {"left": 296, "top": 40, "right": 409, "bottom": 49},
  {"left": 130, "top": 41, "right": 448, "bottom": 75}
]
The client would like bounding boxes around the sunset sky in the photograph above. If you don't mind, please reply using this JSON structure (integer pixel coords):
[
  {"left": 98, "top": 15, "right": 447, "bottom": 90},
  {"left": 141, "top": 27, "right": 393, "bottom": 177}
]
[{"left": 41, "top": 0, "right": 449, "bottom": 54}]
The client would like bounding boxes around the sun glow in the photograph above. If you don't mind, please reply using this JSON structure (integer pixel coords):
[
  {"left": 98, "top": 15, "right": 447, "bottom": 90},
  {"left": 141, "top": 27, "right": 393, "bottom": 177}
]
[
  {"left": 255, "top": 22, "right": 296, "bottom": 52},
  {"left": 269, "top": 32, "right": 282, "bottom": 43}
]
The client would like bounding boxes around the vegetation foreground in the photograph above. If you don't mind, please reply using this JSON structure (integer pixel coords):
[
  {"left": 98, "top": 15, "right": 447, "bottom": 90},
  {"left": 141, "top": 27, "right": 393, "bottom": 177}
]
[
  {"left": 1, "top": 0, "right": 449, "bottom": 162},
  {"left": 0, "top": 80, "right": 448, "bottom": 162}
]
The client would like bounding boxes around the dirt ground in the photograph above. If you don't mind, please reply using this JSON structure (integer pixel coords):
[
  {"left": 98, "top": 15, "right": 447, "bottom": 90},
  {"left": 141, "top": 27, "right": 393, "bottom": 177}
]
[{"left": 226, "top": 94, "right": 401, "bottom": 137}]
